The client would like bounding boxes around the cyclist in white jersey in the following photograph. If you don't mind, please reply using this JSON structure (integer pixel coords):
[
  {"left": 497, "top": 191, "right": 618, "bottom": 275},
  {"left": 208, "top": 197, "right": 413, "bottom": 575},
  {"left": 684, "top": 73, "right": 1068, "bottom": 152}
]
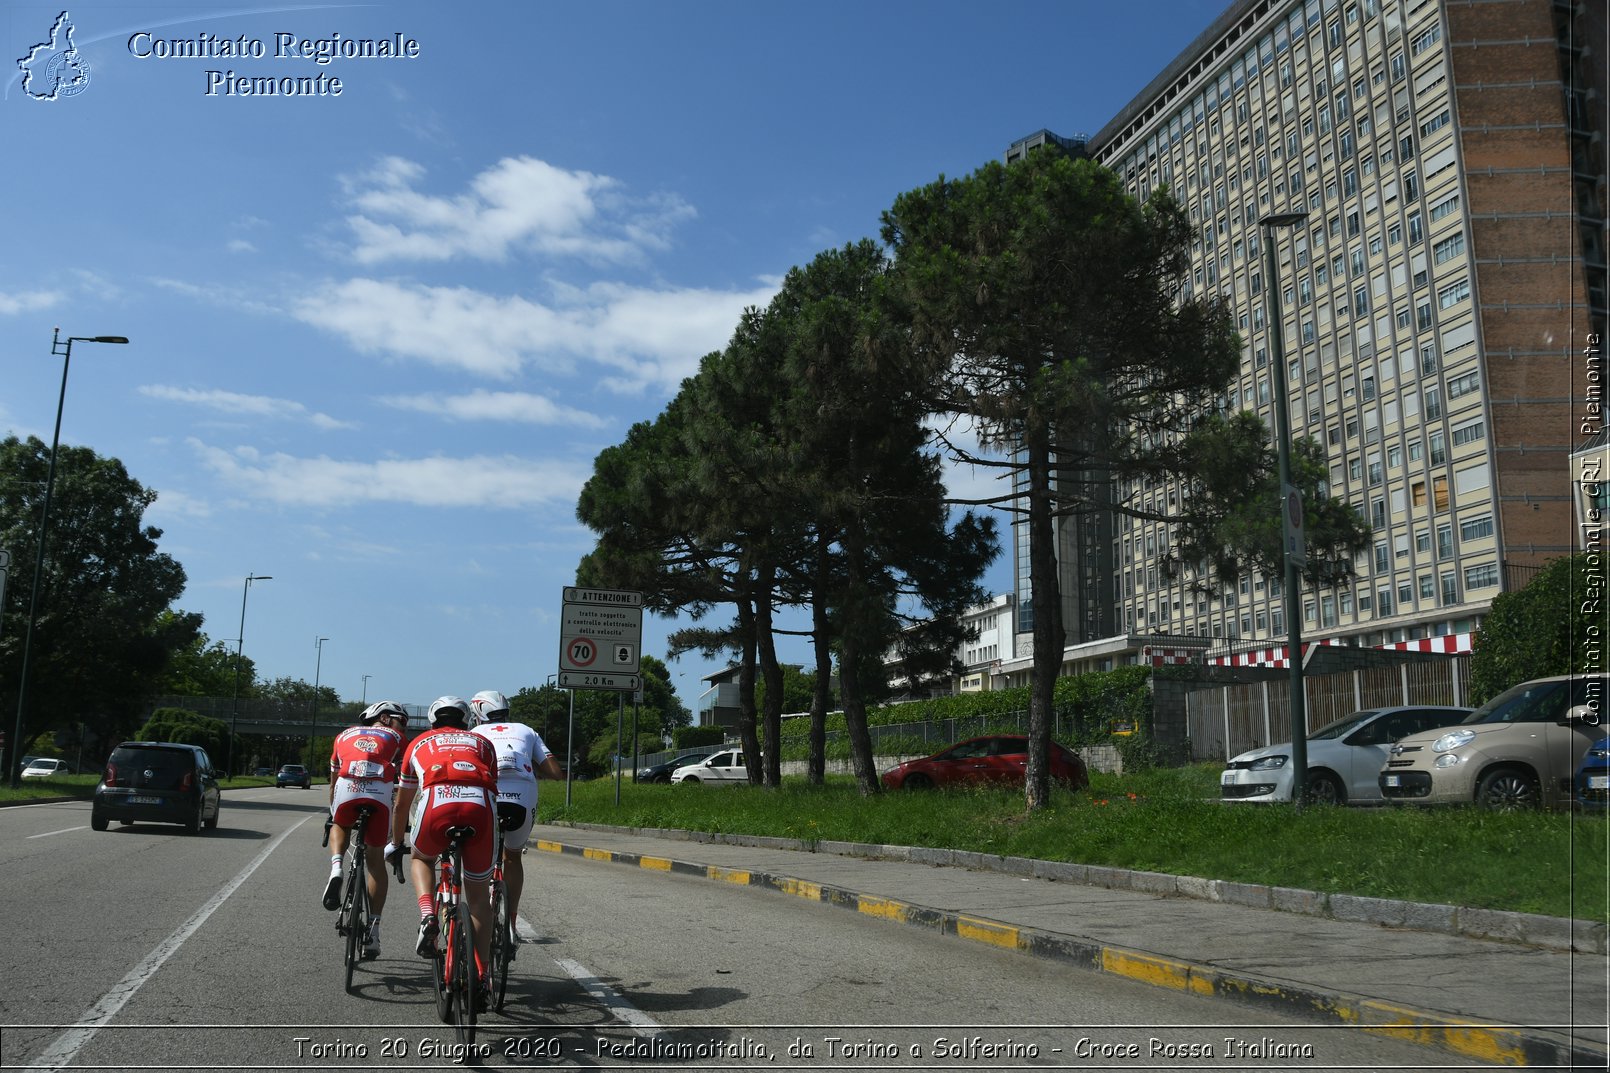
[{"left": 468, "top": 690, "right": 562, "bottom": 947}]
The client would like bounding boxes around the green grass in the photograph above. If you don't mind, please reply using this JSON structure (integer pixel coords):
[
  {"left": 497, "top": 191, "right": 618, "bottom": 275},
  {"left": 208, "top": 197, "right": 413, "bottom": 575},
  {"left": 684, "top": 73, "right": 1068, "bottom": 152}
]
[
  {"left": 0, "top": 772, "right": 296, "bottom": 803},
  {"left": 539, "top": 765, "right": 1610, "bottom": 924}
]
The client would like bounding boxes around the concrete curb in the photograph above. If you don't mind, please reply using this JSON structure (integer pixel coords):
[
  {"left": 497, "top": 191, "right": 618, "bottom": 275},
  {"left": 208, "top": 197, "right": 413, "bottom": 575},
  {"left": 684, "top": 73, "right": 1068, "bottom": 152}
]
[
  {"left": 554, "top": 820, "right": 1606, "bottom": 955},
  {"left": 536, "top": 829, "right": 1603, "bottom": 1069}
]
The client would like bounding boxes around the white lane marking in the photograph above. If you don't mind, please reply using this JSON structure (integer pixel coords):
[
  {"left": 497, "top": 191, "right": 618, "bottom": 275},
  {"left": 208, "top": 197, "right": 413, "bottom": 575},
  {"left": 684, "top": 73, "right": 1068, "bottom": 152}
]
[
  {"left": 553, "top": 956, "right": 664, "bottom": 1037},
  {"left": 30, "top": 816, "right": 314, "bottom": 1071},
  {"left": 27, "top": 825, "right": 88, "bottom": 839}
]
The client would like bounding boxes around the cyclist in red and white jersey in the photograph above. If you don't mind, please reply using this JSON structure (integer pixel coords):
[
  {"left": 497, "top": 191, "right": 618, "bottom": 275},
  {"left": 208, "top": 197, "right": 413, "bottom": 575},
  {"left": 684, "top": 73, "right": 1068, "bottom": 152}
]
[
  {"left": 469, "top": 690, "right": 563, "bottom": 950},
  {"left": 324, "top": 701, "right": 407, "bottom": 956},
  {"left": 388, "top": 696, "right": 498, "bottom": 1004}
]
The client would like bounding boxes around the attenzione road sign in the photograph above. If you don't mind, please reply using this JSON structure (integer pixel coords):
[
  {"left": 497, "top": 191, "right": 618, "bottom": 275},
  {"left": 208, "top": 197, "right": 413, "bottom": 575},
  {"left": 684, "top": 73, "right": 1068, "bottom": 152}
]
[{"left": 558, "top": 587, "right": 643, "bottom": 692}]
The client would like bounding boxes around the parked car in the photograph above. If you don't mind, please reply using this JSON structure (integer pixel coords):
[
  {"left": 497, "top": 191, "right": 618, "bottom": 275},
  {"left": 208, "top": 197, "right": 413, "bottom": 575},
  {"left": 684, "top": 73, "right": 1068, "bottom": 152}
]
[
  {"left": 91, "top": 741, "right": 222, "bottom": 834},
  {"left": 276, "top": 763, "right": 312, "bottom": 789},
  {"left": 1380, "top": 674, "right": 1606, "bottom": 810},
  {"left": 1575, "top": 736, "right": 1610, "bottom": 810},
  {"left": 20, "top": 757, "right": 74, "bottom": 779},
  {"left": 1220, "top": 705, "right": 1471, "bottom": 805},
  {"left": 637, "top": 749, "right": 717, "bottom": 783},
  {"left": 253, "top": 766, "right": 274, "bottom": 777},
  {"left": 881, "top": 734, "right": 1090, "bottom": 791},
  {"left": 670, "top": 748, "right": 750, "bottom": 786}
]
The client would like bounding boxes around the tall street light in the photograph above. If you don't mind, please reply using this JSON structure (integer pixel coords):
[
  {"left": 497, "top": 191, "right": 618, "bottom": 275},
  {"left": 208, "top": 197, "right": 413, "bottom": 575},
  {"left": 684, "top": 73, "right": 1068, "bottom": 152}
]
[
  {"left": 8, "top": 329, "right": 128, "bottom": 789},
  {"left": 361, "top": 674, "right": 371, "bottom": 706},
  {"left": 227, "top": 574, "right": 272, "bottom": 777},
  {"left": 309, "top": 636, "right": 329, "bottom": 759},
  {"left": 1260, "top": 211, "right": 1311, "bottom": 809}
]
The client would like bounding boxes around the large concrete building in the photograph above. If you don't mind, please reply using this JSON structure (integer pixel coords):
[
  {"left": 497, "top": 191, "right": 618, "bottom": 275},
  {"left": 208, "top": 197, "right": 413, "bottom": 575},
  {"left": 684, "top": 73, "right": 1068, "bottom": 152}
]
[{"left": 1004, "top": 0, "right": 1605, "bottom": 677}]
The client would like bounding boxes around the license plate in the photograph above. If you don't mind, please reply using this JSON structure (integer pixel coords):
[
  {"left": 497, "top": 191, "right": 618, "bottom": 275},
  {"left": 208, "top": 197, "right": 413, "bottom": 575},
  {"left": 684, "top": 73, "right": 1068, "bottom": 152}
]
[
  {"left": 130, "top": 795, "right": 163, "bottom": 805},
  {"left": 1220, "top": 771, "right": 1234, "bottom": 785},
  {"left": 1590, "top": 775, "right": 1610, "bottom": 790},
  {"left": 1383, "top": 775, "right": 1400, "bottom": 788}
]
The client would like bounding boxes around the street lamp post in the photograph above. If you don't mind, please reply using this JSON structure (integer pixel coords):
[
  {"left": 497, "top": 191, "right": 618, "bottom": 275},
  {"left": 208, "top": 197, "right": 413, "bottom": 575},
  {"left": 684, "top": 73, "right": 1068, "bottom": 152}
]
[
  {"left": 361, "top": 674, "right": 371, "bottom": 706},
  {"left": 8, "top": 329, "right": 128, "bottom": 789},
  {"left": 1260, "top": 211, "right": 1311, "bottom": 809},
  {"left": 309, "top": 637, "right": 329, "bottom": 759},
  {"left": 228, "top": 573, "right": 272, "bottom": 777}
]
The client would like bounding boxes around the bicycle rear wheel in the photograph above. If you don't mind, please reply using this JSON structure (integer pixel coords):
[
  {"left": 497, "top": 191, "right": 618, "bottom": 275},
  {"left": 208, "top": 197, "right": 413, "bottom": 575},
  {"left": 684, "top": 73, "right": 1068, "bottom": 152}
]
[
  {"left": 449, "top": 850, "right": 477, "bottom": 1043},
  {"left": 342, "top": 860, "right": 367, "bottom": 992},
  {"left": 490, "top": 875, "right": 510, "bottom": 1012}
]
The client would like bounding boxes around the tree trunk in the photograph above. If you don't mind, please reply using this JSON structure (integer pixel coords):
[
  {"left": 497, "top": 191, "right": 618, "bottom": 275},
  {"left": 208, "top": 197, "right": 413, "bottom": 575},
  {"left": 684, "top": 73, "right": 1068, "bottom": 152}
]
[
  {"left": 755, "top": 569, "right": 783, "bottom": 788},
  {"left": 808, "top": 553, "right": 832, "bottom": 784},
  {"left": 1026, "top": 434, "right": 1065, "bottom": 812},
  {"left": 734, "top": 595, "right": 763, "bottom": 785}
]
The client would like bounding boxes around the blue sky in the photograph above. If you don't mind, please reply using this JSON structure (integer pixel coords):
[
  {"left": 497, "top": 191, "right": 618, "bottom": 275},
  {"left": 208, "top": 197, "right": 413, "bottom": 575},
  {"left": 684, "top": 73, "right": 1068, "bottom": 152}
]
[{"left": 1, "top": 0, "right": 1220, "bottom": 715}]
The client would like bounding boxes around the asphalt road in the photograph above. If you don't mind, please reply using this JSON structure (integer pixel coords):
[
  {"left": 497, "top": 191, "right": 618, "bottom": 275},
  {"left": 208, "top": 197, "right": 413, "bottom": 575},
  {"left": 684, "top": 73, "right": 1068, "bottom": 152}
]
[{"left": 0, "top": 790, "right": 1495, "bottom": 1070}]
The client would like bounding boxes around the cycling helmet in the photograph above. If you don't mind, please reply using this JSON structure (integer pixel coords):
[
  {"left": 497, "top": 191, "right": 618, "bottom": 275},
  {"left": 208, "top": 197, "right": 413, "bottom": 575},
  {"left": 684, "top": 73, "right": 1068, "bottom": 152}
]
[
  {"left": 361, "top": 700, "right": 408, "bottom": 725},
  {"left": 427, "top": 695, "right": 472, "bottom": 728},
  {"left": 469, "top": 690, "right": 510, "bottom": 726}
]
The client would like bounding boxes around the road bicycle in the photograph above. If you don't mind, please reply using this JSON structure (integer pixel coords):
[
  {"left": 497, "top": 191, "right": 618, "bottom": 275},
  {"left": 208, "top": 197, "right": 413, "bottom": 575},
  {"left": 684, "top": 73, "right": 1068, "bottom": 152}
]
[
  {"left": 429, "top": 825, "right": 479, "bottom": 1044},
  {"left": 323, "top": 806, "right": 378, "bottom": 994}
]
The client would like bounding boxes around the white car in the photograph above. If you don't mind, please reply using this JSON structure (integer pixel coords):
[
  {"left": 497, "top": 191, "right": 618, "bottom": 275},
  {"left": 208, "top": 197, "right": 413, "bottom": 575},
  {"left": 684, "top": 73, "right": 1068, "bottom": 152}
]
[
  {"left": 1220, "top": 705, "right": 1470, "bottom": 805},
  {"left": 21, "top": 757, "right": 73, "bottom": 779},
  {"left": 669, "top": 748, "right": 750, "bottom": 786}
]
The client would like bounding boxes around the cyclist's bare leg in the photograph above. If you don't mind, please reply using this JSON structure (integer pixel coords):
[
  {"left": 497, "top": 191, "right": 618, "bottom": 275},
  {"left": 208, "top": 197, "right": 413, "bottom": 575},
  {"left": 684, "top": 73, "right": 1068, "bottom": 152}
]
[
  {"left": 409, "top": 853, "right": 436, "bottom": 913},
  {"left": 364, "top": 844, "right": 388, "bottom": 915},
  {"left": 465, "top": 876, "right": 493, "bottom": 977},
  {"left": 503, "top": 849, "right": 524, "bottom": 927}
]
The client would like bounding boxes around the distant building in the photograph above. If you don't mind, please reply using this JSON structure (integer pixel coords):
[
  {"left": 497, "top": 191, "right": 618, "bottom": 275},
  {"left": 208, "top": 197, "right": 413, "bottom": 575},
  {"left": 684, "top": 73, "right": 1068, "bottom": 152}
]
[{"left": 1002, "top": 0, "right": 1606, "bottom": 678}]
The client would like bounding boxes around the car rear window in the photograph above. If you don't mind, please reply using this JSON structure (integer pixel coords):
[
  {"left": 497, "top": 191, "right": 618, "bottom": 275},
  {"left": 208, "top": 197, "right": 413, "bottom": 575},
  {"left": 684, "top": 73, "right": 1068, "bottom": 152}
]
[{"left": 107, "top": 747, "right": 194, "bottom": 789}]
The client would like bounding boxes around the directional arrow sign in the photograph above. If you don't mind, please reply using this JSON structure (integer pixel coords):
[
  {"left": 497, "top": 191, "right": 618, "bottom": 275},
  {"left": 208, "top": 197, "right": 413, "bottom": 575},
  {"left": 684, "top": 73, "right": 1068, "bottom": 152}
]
[{"left": 559, "top": 587, "right": 643, "bottom": 692}]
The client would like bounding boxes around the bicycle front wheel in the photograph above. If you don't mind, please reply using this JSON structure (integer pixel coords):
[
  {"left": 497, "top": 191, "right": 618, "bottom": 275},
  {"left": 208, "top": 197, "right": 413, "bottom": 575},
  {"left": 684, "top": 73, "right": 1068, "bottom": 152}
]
[
  {"left": 490, "top": 877, "right": 511, "bottom": 1012},
  {"left": 432, "top": 885, "right": 451, "bottom": 1024}
]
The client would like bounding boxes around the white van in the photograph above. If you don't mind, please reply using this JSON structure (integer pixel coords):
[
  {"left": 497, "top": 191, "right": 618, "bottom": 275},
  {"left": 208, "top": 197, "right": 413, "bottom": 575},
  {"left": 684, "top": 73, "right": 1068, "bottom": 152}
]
[{"left": 669, "top": 748, "right": 749, "bottom": 786}]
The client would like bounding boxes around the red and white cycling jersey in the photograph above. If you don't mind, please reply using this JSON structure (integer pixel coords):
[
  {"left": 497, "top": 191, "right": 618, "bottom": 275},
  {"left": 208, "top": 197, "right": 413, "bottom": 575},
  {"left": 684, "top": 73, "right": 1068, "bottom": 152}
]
[
  {"left": 329, "top": 724, "right": 404, "bottom": 784},
  {"left": 399, "top": 728, "right": 498, "bottom": 793}
]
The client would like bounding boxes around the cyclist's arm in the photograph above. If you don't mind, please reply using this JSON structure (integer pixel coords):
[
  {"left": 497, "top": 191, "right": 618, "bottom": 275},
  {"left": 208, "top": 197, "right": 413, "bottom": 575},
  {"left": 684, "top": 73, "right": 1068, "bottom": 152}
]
[
  {"left": 391, "top": 782, "right": 417, "bottom": 847},
  {"left": 535, "top": 755, "right": 562, "bottom": 780}
]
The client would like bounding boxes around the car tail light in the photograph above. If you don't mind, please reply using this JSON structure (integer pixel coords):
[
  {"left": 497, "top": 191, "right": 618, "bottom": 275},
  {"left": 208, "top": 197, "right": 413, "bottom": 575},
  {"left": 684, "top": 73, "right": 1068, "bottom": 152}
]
[
  {"left": 104, "top": 763, "right": 122, "bottom": 786},
  {"left": 179, "top": 771, "right": 194, "bottom": 792}
]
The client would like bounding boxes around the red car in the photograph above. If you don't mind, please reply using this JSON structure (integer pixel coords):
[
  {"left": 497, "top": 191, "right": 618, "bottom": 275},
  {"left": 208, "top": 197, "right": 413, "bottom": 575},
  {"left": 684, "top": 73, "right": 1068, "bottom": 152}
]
[{"left": 881, "top": 734, "right": 1089, "bottom": 791}]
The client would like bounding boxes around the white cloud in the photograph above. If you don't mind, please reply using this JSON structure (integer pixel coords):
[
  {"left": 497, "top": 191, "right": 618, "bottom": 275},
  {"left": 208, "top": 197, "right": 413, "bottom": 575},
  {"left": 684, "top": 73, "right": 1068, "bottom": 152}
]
[
  {"left": 227, "top": 239, "right": 257, "bottom": 254},
  {"left": 380, "top": 389, "right": 609, "bottom": 429},
  {"left": 187, "top": 439, "right": 582, "bottom": 509},
  {"left": 293, "top": 276, "right": 776, "bottom": 392},
  {"left": 0, "top": 289, "right": 62, "bottom": 314},
  {"left": 341, "top": 154, "right": 694, "bottom": 266},
  {"left": 139, "top": 385, "right": 353, "bottom": 430}
]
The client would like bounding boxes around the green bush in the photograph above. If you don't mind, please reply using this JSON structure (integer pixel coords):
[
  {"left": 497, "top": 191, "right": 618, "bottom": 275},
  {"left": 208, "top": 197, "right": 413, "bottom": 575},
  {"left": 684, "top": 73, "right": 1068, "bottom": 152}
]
[{"left": 674, "top": 725, "right": 725, "bottom": 749}]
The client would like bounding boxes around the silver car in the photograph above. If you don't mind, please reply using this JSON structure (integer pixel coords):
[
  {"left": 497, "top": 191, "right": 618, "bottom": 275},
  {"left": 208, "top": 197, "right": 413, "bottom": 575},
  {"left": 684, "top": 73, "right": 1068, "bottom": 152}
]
[{"left": 1221, "top": 705, "right": 1471, "bottom": 805}]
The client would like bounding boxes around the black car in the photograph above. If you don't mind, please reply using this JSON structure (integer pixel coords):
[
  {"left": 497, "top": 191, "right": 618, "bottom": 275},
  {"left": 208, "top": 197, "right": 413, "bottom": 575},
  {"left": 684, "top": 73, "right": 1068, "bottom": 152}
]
[
  {"left": 276, "top": 764, "right": 312, "bottom": 788},
  {"left": 635, "top": 750, "right": 717, "bottom": 783},
  {"left": 91, "top": 741, "right": 222, "bottom": 834}
]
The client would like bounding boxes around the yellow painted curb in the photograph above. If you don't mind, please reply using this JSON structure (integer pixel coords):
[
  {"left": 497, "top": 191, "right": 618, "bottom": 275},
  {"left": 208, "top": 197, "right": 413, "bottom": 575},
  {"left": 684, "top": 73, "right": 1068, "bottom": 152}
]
[
  {"left": 957, "top": 915, "right": 1020, "bottom": 949},
  {"left": 1361, "top": 1001, "right": 1529, "bottom": 1067},
  {"left": 534, "top": 839, "right": 563, "bottom": 853},
  {"left": 709, "top": 866, "right": 751, "bottom": 885},
  {"left": 1102, "top": 948, "right": 1195, "bottom": 992},
  {"left": 583, "top": 847, "right": 613, "bottom": 861},
  {"left": 857, "top": 896, "right": 911, "bottom": 923},
  {"left": 777, "top": 877, "right": 821, "bottom": 900},
  {"left": 639, "top": 856, "right": 673, "bottom": 872}
]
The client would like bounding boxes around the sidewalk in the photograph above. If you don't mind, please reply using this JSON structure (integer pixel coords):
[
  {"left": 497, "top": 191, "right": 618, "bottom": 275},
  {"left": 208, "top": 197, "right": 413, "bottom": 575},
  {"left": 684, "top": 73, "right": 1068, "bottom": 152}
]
[{"left": 533, "top": 821, "right": 1608, "bottom": 1069}]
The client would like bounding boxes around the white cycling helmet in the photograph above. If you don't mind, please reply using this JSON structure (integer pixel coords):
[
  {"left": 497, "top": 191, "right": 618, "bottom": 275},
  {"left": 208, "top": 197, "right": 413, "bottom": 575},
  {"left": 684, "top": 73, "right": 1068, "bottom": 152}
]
[
  {"left": 427, "top": 695, "right": 472, "bottom": 728},
  {"left": 361, "top": 700, "right": 408, "bottom": 725},
  {"left": 469, "top": 690, "right": 510, "bottom": 726}
]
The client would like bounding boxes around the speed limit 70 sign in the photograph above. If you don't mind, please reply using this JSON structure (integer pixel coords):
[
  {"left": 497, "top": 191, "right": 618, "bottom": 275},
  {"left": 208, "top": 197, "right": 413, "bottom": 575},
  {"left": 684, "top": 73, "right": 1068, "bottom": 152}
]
[{"left": 558, "top": 587, "right": 643, "bottom": 692}]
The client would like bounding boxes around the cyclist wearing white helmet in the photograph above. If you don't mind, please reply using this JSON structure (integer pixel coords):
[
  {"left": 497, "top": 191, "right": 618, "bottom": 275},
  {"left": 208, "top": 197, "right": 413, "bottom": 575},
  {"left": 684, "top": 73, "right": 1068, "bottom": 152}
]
[
  {"left": 469, "top": 689, "right": 562, "bottom": 951},
  {"left": 324, "top": 701, "right": 407, "bottom": 956},
  {"left": 389, "top": 695, "right": 499, "bottom": 1008}
]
